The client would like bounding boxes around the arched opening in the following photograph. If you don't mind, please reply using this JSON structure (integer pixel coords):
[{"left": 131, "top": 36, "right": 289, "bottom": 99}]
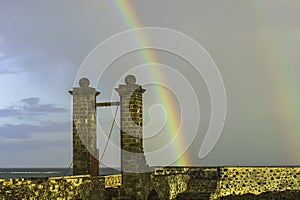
[{"left": 147, "top": 189, "right": 160, "bottom": 200}]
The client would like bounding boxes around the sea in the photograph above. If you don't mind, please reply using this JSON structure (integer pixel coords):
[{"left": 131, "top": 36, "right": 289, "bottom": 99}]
[{"left": 0, "top": 168, "right": 121, "bottom": 179}]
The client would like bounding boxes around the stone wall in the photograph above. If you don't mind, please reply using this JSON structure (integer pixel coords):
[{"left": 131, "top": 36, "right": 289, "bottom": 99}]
[
  {"left": 220, "top": 190, "right": 300, "bottom": 200},
  {"left": 212, "top": 167, "right": 300, "bottom": 199},
  {"left": 0, "top": 175, "right": 121, "bottom": 200},
  {"left": 152, "top": 167, "right": 219, "bottom": 200},
  {"left": 1, "top": 167, "right": 300, "bottom": 199}
]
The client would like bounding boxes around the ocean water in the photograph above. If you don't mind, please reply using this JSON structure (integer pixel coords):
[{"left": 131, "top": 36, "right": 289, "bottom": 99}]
[{"left": 0, "top": 168, "right": 120, "bottom": 179}]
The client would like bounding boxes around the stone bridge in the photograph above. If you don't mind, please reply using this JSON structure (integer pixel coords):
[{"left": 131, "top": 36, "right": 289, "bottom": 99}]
[
  {"left": 1, "top": 166, "right": 300, "bottom": 199},
  {"left": 1, "top": 75, "right": 299, "bottom": 199}
]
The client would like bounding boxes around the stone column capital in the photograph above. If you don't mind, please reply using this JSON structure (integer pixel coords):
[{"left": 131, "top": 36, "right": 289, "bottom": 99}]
[
  {"left": 69, "top": 78, "right": 100, "bottom": 96},
  {"left": 115, "top": 75, "right": 145, "bottom": 96}
]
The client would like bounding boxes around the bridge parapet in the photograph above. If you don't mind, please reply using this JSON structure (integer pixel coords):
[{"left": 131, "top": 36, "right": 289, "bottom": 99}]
[
  {"left": 151, "top": 167, "right": 219, "bottom": 199},
  {"left": 153, "top": 167, "right": 219, "bottom": 179},
  {"left": 153, "top": 167, "right": 189, "bottom": 176},
  {"left": 212, "top": 167, "right": 300, "bottom": 199},
  {"left": 104, "top": 174, "right": 122, "bottom": 188}
]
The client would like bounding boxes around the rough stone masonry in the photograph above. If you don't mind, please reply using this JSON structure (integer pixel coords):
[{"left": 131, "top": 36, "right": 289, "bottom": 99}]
[{"left": 69, "top": 77, "right": 99, "bottom": 176}]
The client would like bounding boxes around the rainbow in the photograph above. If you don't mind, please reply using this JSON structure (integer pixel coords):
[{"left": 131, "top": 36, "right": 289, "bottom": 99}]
[
  {"left": 249, "top": 1, "right": 300, "bottom": 162},
  {"left": 111, "top": 0, "right": 190, "bottom": 165}
]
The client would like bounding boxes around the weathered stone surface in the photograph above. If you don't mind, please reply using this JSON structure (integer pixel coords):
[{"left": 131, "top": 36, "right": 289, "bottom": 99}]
[
  {"left": 0, "top": 175, "right": 107, "bottom": 200},
  {"left": 212, "top": 166, "right": 300, "bottom": 199},
  {"left": 152, "top": 167, "right": 219, "bottom": 199},
  {"left": 1, "top": 167, "right": 300, "bottom": 199},
  {"left": 115, "top": 75, "right": 152, "bottom": 199},
  {"left": 220, "top": 190, "right": 300, "bottom": 200},
  {"left": 70, "top": 78, "right": 99, "bottom": 176}
]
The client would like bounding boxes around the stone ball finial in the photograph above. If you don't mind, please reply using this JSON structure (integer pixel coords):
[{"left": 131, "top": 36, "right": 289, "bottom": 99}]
[
  {"left": 79, "top": 78, "right": 90, "bottom": 87},
  {"left": 125, "top": 75, "right": 136, "bottom": 85}
]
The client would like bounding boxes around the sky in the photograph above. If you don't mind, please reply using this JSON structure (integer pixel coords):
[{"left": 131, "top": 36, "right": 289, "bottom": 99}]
[{"left": 0, "top": 0, "right": 300, "bottom": 168}]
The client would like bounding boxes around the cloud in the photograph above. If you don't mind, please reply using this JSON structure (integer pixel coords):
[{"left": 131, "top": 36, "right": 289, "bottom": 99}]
[
  {"left": 0, "top": 121, "right": 71, "bottom": 139},
  {"left": 0, "top": 97, "right": 67, "bottom": 118},
  {"left": 0, "top": 52, "right": 40, "bottom": 75},
  {"left": 0, "top": 121, "right": 71, "bottom": 155},
  {"left": 20, "top": 97, "right": 67, "bottom": 114},
  {"left": 0, "top": 56, "right": 22, "bottom": 74},
  {"left": 0, "top": 108, "right": 20, "bottom": 117}
]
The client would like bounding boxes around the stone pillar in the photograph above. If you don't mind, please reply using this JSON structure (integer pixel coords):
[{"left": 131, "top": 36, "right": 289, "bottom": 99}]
[
  {"left": 115, "top": 75, "right": 148, "bottom": 173},
  {"left": 69, "top": 78, "right": 99, "bottom": 176},
  {"left": 116, "top": 75, "right": 150, "bottom": 200}
]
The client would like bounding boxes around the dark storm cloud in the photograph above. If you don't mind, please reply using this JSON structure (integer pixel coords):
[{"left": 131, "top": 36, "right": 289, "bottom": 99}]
[
  {"left": 0, "top": 121, "right": 71, "bottom": 139},
  {"left": 0, "top": 97, "right": 67, "bottom": 118}
]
